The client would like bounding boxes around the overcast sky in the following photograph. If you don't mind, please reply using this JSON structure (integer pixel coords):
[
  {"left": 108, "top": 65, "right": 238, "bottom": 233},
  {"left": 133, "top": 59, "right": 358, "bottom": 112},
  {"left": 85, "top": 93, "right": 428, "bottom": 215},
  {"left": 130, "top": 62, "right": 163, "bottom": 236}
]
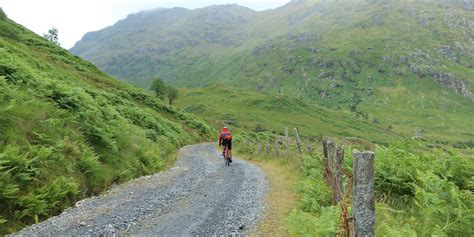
[{"left": 1, "top": 0, "right": 290, "bottom": 49}]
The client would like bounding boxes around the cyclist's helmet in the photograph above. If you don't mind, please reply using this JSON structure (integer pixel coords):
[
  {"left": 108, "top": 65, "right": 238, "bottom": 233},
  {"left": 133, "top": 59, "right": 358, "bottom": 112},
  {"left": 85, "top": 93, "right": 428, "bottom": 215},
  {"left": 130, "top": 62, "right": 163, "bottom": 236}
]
[{"left": 223, "top": 127, "right": 229, "bottom": 132}]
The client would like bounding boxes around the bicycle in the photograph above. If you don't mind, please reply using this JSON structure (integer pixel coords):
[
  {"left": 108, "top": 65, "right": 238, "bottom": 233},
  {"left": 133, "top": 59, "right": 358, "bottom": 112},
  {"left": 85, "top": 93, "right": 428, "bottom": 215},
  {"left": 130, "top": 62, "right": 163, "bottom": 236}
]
[{"left": 223, "top": 144, "right": 232, "bottom": 166}]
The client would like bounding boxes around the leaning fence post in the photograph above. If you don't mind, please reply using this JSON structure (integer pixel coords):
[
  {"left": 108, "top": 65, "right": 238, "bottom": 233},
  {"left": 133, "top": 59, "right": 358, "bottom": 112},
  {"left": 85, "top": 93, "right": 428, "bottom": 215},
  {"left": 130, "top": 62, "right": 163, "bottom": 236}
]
[
  {"left": 294, "top": 128, "right": 302, "bottom": 155},
  {"left": 284, "top": 127, "right": 289, "bottom": 158},
  {"left": 353, "top": 151, "right": 375, "bottom": 237},
  {"left": 335, "top": 145, "right": 344, "bottom": 203}
]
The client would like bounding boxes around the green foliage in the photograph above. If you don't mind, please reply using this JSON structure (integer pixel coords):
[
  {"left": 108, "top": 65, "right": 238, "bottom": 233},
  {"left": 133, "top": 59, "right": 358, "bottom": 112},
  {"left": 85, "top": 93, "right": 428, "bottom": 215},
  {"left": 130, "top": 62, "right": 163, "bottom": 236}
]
[
  {"left": 288, "top": 207, "right": 340, "bottom": 237},
  {"left": 412, "top": 170, "right": 473, "bottom": 236},
  {"left": 167, "top": 86, "right": 178, "bottom": 105},
  {"left": 0, "top": 145, "right": 79, "bottom": 224},
  {"left": 0, "top": 17, "right": 210, "bottom": 234},
  {"left": 367, "top": 143, "right": 472, "bottom": 235},
  {"left": 150, "top": 77, "right": 167, "bottom": 99},
  {"left": 286, "top": 154, "right": 339, "bottom": 236},
  {"left": 374, "top": 142, "right": 474, "bottom": 198},
  {"left": 42, "top": 27, "right": 59, "bottom": 46}
]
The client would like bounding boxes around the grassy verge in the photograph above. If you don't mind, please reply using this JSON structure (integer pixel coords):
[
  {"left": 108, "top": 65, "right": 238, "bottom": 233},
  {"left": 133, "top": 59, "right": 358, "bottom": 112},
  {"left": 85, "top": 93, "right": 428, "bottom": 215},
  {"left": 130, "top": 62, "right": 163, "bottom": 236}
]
[{"left": 240, "top": 155, "right": 302, "bottom": 236}]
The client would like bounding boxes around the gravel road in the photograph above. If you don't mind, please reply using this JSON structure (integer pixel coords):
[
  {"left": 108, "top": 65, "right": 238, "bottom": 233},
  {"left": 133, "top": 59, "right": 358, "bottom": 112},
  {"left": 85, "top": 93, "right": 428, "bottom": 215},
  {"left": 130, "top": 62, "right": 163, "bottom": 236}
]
[{"left": 12, "top": 143, "right": 268, "bottom": 236}]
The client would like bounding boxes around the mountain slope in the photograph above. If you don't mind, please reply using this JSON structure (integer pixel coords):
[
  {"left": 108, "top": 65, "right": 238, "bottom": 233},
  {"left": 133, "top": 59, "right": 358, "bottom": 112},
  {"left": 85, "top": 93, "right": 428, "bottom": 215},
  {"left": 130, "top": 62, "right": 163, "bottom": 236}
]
[
  {"left": 0, "top": 10, "right": 210, "bottom": 234},
  {"left": 71, "top": 4, "right": 258, "bottom": 88},
  {"left": 71, "top": 0, "right": 473, "bottom": 98},
  {"left": 71, "top": 0, "right": 474, "bottom": 145}
]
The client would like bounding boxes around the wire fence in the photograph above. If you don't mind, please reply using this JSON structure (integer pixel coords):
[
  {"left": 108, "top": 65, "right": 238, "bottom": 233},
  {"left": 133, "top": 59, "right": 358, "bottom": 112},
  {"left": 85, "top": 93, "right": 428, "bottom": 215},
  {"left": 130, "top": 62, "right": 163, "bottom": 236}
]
[{"left": 238, "top": 127, "right": 375, "bottom": 237}]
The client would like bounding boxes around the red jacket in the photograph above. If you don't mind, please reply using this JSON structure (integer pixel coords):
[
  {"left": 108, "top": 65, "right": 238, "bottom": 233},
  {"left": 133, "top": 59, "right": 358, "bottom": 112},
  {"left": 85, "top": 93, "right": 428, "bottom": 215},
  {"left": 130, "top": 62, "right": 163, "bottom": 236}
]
[{"left": 218, "top": 128, "right": 232, "bottom": 145}]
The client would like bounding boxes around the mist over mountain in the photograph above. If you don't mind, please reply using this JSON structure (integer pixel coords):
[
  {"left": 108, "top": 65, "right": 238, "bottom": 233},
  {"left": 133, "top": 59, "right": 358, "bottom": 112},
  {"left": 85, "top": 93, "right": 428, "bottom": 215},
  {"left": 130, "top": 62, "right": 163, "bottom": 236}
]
[
  {"left": 70, "top": 0, "right": 474, "bottom": 142},
  {"left": 71, "top": 0, "right": 472, "bottom": 97}
]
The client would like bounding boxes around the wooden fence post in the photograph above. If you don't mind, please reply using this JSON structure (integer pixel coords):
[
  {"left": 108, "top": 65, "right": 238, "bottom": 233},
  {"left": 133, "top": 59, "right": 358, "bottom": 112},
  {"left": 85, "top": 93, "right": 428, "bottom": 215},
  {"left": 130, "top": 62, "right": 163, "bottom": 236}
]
[
  {"left": 258, "top": 140, "right": 263, "bottom": 154},
  {"left": 353, "top": 151, "right": 375, "bottom": 237},
  {"left": 322, "top": 139, "right": 328, "bottom": 160},
  {"left": 326, "top": 140, "right": 337, "bottom": 203},
  {"left": 335, "top": 145, "right": 344, "bottom": 203},
  {"left": 294, "top": 128, "right": 302, "bottom": 155},
  {"left": 326, "top": 140, "right": 336, "bottom": 170},
  {"left": 266, "top": 137, "right": 270, "bottom": 155},
  {"left": 284, "top": 127, "right": 289, "bottom": 158}
]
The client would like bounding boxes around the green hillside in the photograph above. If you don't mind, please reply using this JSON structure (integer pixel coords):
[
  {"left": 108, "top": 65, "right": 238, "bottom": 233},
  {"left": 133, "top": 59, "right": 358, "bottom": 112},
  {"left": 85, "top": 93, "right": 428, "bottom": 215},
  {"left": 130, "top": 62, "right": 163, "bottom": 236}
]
[
  {"left": 176, "top": 85, "right": 473, "bottom": 145},
  {"left": 0, "top": 10, "right": 210, "bottom": 234},
  {"left": 70, "top": 0, "right": 474, "bottom": 145},
  {"left": 176, "top": 85, "right": 399, "bottom": 143}
]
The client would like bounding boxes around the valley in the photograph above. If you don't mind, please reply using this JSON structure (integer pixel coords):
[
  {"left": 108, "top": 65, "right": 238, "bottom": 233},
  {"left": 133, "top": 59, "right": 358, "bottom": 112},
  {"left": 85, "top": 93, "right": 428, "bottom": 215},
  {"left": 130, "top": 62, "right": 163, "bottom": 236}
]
[{"left": 0, "top": 0, "right": 473, "bottom": 235}]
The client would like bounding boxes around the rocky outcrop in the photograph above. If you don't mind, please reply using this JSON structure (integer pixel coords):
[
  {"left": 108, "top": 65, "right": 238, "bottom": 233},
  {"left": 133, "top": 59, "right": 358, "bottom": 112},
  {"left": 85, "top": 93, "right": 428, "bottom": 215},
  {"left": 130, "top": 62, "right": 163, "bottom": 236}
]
[
  {"left": 438, "top": 46, "right": 456, "bottom": 59},
  {"left": 402, "top": 50, "right": 473, "bottom": 100},
  {"left": 432, "top": 72, "right": 473, "bottom": 99},
  {"left": 252, "top": 41, "right": 277, "bottom": 57},
  {"left": 408, "top": 63, "right": 474, "bottom": 99}
]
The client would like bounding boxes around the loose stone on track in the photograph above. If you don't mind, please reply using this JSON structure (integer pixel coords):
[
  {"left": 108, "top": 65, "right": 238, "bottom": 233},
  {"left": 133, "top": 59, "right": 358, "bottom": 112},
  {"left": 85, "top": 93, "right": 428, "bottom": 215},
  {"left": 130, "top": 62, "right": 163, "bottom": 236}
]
[{"left": 11, "top": 143, "right": 268, "bottom": 236}]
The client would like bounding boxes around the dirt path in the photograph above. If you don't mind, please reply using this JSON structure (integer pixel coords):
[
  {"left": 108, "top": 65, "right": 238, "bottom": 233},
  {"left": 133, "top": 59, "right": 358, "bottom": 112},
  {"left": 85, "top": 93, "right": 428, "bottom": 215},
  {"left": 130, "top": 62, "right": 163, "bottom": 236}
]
[{"left": 11, "top": 143, "right": 268, "bottom": 236}]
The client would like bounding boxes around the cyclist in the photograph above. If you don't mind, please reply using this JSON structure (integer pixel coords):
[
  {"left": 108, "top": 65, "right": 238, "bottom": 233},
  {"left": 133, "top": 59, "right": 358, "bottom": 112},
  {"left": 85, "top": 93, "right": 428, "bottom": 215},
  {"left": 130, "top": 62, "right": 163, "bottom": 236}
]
[{"left": 218, "top": 127, "right": 233, "bottom": 162}]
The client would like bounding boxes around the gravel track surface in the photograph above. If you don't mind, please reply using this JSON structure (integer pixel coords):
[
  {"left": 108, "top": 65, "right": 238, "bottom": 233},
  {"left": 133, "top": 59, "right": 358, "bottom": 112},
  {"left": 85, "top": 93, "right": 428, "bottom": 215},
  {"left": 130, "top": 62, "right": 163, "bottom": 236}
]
[{"left": 12, "top": 143, "right": 268, "bottom": 236}]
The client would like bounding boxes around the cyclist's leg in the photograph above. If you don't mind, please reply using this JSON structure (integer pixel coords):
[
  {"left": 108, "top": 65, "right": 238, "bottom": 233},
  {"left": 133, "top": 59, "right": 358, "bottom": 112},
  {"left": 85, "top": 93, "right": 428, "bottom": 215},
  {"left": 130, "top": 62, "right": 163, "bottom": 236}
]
[
  {"left": 228, "top": 140, "right": 232, "bottom": 161},
  {"left": 225, "top": 144, "right": 230, "bottom": 158},
  {"left": 222, "top": 140, "right": 230, "bottom": 158}
]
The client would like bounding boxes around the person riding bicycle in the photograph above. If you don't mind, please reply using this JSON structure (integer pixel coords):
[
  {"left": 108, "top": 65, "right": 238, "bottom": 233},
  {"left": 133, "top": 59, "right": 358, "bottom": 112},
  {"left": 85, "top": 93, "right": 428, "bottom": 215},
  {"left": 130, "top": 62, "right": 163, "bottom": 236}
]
[{"left": 218, "top": 127, "right": 233, "bottom": 162}]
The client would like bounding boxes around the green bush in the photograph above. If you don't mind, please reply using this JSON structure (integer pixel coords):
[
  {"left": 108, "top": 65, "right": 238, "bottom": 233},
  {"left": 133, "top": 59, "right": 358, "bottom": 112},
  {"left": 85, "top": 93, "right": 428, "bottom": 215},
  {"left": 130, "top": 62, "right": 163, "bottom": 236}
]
[
  {"left": 412, "top": 171, "right": 473, "bottom": 236},
  {"left": 369, "top": 143, "right": 473, "bottom": 235}
]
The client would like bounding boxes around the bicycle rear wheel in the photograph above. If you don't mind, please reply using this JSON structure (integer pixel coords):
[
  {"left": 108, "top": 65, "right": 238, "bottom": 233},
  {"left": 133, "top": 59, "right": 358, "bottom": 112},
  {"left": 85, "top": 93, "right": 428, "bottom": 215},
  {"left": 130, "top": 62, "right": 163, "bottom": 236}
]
[{"left": 225, "top": 157, "right": 230, "bottom": 166}]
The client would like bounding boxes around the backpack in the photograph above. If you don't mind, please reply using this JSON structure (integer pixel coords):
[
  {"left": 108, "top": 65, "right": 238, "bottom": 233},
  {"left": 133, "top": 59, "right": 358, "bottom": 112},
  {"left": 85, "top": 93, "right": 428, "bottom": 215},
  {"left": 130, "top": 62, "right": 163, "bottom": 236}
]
[{"left": 221, "top": 132, "right": 232, "bottom": 140}]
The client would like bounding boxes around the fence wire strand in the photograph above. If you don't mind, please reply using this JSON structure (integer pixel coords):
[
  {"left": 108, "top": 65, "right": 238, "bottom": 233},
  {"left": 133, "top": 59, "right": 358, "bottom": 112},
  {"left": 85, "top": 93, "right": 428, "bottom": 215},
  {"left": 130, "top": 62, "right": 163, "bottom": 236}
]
[{"left": 324, "top": 143, "right": 354, "bottom": 237}]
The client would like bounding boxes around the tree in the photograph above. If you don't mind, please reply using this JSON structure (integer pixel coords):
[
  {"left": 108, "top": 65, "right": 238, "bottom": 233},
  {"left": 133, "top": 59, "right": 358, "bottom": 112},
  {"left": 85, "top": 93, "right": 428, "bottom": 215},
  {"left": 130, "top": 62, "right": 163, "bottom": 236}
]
[
  {"left": 150, "top": 77, "right": 167, "bottom": 99},
  {"left": 43, "top": 27, "right": 60, "bottom": 45},
  {"left": 167, "top": 86, "right": 178, "bottom": 106}
]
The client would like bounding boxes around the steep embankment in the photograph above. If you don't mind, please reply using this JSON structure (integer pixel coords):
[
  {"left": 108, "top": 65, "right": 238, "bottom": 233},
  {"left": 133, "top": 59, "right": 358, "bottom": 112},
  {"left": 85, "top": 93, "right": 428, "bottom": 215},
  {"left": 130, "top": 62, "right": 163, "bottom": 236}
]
[
  {"left": 0, "top": 10, "right": 210, "bottom": 234},
  {"left": 71, "top": 0, "right": 474, "bottom": 145}
]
